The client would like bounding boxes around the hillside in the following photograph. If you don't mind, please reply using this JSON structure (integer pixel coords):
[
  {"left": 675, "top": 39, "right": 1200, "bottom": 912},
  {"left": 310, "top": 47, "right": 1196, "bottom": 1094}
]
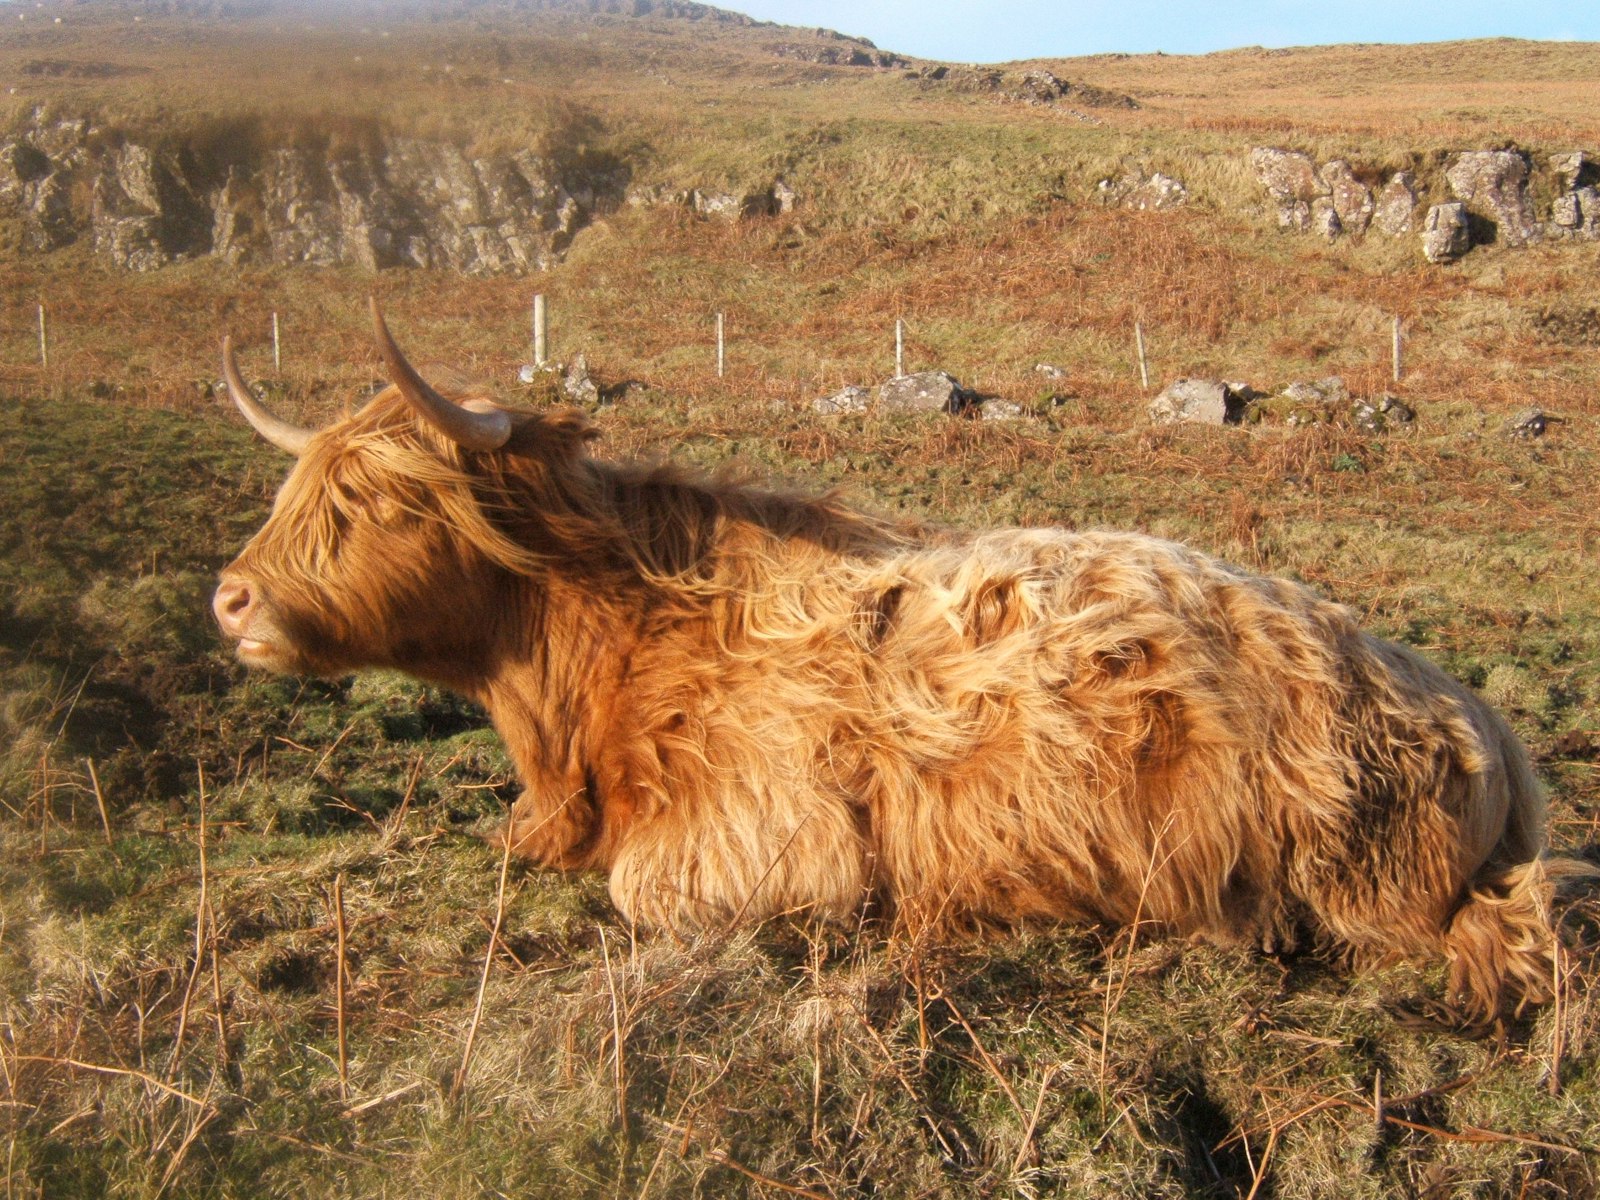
[{"left": 3, "top": 4, "right": 1600, "bottom": 1198}]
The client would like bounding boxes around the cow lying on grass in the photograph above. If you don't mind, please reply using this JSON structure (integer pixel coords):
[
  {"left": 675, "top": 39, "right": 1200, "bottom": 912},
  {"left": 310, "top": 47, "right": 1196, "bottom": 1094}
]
[{"left": 213, "top": 300, "right": 1592, "bottom": 1029}]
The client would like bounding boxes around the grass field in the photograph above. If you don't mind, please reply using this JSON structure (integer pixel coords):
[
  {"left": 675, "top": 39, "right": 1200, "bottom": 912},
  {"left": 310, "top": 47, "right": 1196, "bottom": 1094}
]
[{"left": 4, "top": 4, "right": 1600, "bottom": 1197}]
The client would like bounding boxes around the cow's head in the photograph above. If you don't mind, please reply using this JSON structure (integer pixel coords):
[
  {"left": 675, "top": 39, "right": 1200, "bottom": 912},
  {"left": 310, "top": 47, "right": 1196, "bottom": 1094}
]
[{"left": 213, "top": 300, "right": 597, "bottom": 682}]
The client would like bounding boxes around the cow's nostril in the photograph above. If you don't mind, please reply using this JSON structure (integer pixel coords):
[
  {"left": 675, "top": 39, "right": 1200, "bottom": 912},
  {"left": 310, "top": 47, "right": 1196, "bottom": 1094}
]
[{"left": 213, "top": 579, "right": 254, "bottom": 634}]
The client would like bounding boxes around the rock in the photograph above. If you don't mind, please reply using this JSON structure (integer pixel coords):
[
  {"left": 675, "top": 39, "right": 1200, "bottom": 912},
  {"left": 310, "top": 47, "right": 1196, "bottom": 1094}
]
[
  {"left": 876, "top": 371, "right": 974, "bottom": 415},
  {"left": 1251, "top": 147, "right": 1325, "bottom": 231},
  {"left": 1549, "top": 185, "right": 1600, "bottom": 240},
  {"left": 1445, "top": 150, "right": 1539, "bottom": 247},
  {"left": 1148, "top": 378, "right": 1248, "bottom": 426},
  {"left": 0, "top": 141, "right": 50, "bottom": 204},
  {"left": 1507, "top": 408, "right": 1561, "bottom": 438},
  {"left": 1549, "top": 151, "right": 1596, "bottom": 191},
  {"left": 1318, "top": 159, "right": 1373, "bottom": 237},
  {"left": 812, "top": 385, "right": 870, "bottom": 415},
  {"left": 1374, "top": 171, "right": 1418, "bottom": 236},
  {"left": 90, "top": 143, "right": 210, "bottom": 269},
  {"left": 1099, "top": 168, "right": 1188, "bottom": 211},
  {"left": 1378, "top": 394, "right": 1416, "bottom": 424},
  {"left": 978, "top": 399, "right": 1024, "bottom": 421},
  {"left": 1310, "top": 197, "right": 1342, "bottom": 240},
  {"left": 563, "top": 354, "right": 599, "bottom": 407},
  {"left": 772, "top": 177, "right": 797, "bottom": 214},
  {"left": 1350, "top": 398, "right": 1384, "bottom": 432},
  {"left": 1422, "top": 202, "right": 1472, "bottom": 264},
  {"left": 1350, "top": 394, "right": 1412, "bottom": 433},
  {"left": 1034, "top": 363, "right": 1067, "bottom": 380}
]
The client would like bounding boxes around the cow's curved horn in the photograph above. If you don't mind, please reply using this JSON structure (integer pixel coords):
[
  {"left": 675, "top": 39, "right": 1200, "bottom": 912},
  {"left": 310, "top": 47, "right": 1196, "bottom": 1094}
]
[
  {"left": 222, "top": 337, "right": 313, "bottom": 456},
  {"left": 370, "top": 297, "right": 512, "bottom": 452}
]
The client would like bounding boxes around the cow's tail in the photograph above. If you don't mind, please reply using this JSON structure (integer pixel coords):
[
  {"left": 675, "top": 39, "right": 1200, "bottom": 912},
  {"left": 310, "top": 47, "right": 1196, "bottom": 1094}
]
[{"left": 1442, "top": 742, "right": 1597, "bottom": 1027}]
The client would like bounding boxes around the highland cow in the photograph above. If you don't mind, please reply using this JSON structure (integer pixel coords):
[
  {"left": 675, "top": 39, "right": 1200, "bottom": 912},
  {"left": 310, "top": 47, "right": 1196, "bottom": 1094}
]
[{"left": 213, "top": 300, "right": 1590, "bottom": 1027}]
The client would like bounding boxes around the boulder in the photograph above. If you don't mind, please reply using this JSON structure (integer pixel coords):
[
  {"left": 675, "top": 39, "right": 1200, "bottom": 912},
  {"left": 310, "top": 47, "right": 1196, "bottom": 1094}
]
[
  {"left": 1549, "top": 185, "right": 1600, "bottom": 241},
  {"left": 1149, "top": 378, "right": 1248, "bottom": 426},
  {"left": 1445, "top": 150, "right": 1539, "bottom": 247},
  {"left": 1422, "top": 202, "right": 1472, "bottom": 264},
  {"left": 1374, "top": 171, "right": 1418, "bottom": 236},
  {"left": 876, "top": 371, "right": 974, "bottom": 415},
  {"left": 1318, "top": 159, "right": 1373, "bottom": 236},
  {"left": 1251, "top": 147, "right": 1325, "bottom": 231},
  {"left": 1549, "top": 151, "right": 1596, "bottom": 191},
  {"left": 1311, "top": 197, "right": 1342, "bottom": 240}
]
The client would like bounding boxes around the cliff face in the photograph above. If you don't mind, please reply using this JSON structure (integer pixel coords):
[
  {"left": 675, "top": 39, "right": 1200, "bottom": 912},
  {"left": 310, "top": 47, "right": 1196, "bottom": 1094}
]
[{"left": 1, "top": 112, "right": 629, "bottom": 274}]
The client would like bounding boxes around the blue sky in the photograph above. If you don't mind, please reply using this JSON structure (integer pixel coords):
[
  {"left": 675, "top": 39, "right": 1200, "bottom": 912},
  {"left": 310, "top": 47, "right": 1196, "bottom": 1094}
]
[{"left": 727, "top": 0, "right": 1599, "bottom": 63}]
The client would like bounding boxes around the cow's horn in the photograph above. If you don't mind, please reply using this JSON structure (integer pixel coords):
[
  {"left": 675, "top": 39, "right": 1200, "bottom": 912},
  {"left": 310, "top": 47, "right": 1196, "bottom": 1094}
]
[
  {"left": 222, "top": 337, "right": 313, "bottom": 456},
  {"left": 370, "top": 298, "right": 512, "bottom": 452}
]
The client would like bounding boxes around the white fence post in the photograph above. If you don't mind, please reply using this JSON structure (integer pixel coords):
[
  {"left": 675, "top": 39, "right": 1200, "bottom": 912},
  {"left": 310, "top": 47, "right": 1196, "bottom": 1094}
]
[{"left": 533, "top": 294, "right": 547, "bottom": 367}]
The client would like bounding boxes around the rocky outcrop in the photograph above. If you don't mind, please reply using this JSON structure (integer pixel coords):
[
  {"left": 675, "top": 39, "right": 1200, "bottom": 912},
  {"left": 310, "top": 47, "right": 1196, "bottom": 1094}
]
[
  {"left": 915, "top": 66, "right": 1136, "bottom": 111},
  {"left": 1253, "top": 143, "right": 1598, "bottom": 259},
  {"left": 0, "top": 111, "right": 627, "bottom": 274},
  {"left": 625, "top": 179, "right": 794, "bottom": 220},
  {"left": 772, "top": 41, "right": 907, "bottom": 68}
]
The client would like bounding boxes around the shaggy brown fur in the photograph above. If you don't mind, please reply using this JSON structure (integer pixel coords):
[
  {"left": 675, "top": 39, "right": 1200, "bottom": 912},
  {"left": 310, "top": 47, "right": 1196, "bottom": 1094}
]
[{"left": 217, "top": 381, "right": 1593, "bottom": 1028}]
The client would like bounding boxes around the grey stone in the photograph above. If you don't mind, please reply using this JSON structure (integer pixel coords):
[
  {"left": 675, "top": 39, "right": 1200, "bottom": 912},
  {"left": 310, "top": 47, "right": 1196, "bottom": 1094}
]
[
  {"left": 1507, "top": 408, "right": 1561, "bottom": 438},
  {"left": 1107, "top": 170, "right": 1196, "bottom": 212},
  {"left": 1319, "top": 159, "right": 1373, "bottom": 236},
  {"left": 1149, "top": 378, "right": 1248, "bottom": 426},
  {"left": 978, "top": 399, "right": 1024, "bottom": 421},
  {"left": 1311, "top": 196, "right": 1342, "bottom": 240},
  {"left": 1374, "top": 171, "right": 1418, "bottom": 236},
  {"left": 563, "top": 354, "right": 599, "bottom": 407},
  {"left": 1422, "top": 202, "right": 1472, "bottom": 264},
  {"left": 877, "top": 371, "right": 973, "bottom": 414},
  {"left": 1378, "top": 394, "right": 1416, "bottom": 424},
  {"left": 812, "top": 385, "right": 870, "bottom": 415},
  {"left": 772, "top": 177, "right": 797, "bottom": 213},
  {"left": 1549, "top": 151, "right": 1595, "bottom": 190},
  {"left": 1446, "top": 150, "right": 1540, "bottom": 247}
]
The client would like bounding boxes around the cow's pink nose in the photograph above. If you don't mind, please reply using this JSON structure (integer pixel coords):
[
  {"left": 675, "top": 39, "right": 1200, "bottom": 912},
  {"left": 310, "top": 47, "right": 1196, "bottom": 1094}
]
[{"left": 213, "top": 578, "right": 254, "bottom": 638}]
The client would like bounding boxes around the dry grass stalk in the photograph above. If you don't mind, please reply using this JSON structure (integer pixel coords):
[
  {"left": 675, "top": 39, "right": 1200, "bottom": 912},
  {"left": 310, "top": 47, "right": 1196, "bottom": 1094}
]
[
  {"left": 85, "top": 757, "right": 115, "bottom": 853},
  {"left": 167, "top": 764, "right": 214, "bottom": 1079},
  {"left": 450, "top": 822, "right": 515, "bottom": 1103},
  {"left": 597, "top": 924, "right": 630, "bottom": 1138},
  {"left": 19, "top": 1056, "right": 211, "bottom": 1110},
  {"left": 935, "top": 989, "right": 1025, "bottom": 1121},
  {"left": 1098, "top": 814, "right": 1188, "bottom": 1090},
  {"left": 333, "top": 871, "right": 349, "bottom": 1103},
  {"left": 1547, "top": 941, "right": 1567, "bottom": 1097},
  {"left": 1009, "top": 1063, "right": 1060, "bottom": 1177}
]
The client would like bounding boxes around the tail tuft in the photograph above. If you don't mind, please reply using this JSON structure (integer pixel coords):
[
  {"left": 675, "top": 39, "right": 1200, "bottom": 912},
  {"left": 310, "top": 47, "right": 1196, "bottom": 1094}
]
[{"left": 1443, "top": 855, "right": 1598, "bottom": 1029}]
